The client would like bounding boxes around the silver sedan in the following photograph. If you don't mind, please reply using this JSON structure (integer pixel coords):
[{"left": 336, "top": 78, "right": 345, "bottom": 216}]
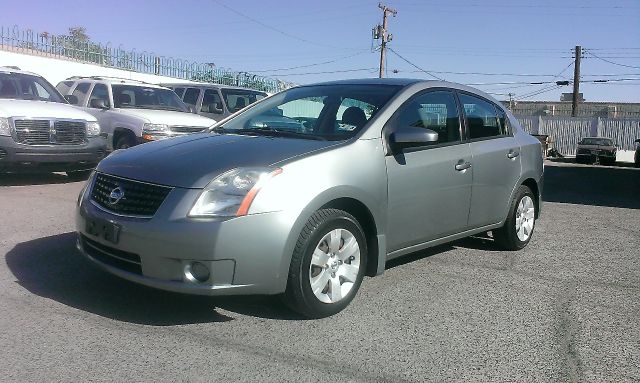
[{"left": 76, "top": 79, "right": 543, "bottom": 318}]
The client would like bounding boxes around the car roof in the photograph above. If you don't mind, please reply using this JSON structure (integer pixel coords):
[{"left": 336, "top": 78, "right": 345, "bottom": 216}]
[
  {"left": 65, "top": 76, "right": 169, "bottom": 89},
  {"left": 0, "top": 66, "right": 42, "bottom": 77},
  {"left": 161, "top": 82, "right": 268, "bottom": 93}
]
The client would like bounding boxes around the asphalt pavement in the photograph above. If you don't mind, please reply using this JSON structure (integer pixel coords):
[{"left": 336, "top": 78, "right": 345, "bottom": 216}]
[{"left": 0, "top": 161, "right": 638, "bottom": 382}]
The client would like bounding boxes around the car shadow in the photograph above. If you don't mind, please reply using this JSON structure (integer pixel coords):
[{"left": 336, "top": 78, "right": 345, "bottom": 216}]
[
  {"left": 6, "top": 232, "right": 256, "bottom": 325},
  {"left": 0, "top": 172, "right": 81, "bottom": 186},
  {"left": 543, "top": 164, "right": 640, "bottom": 209}
]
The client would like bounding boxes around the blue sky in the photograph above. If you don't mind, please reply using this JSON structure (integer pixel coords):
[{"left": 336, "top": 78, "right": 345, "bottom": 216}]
[{"left": 2, "top": 0, "right": 639, "bottom": 102}]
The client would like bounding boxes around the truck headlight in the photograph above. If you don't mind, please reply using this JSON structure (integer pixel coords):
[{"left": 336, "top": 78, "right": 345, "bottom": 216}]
[
  {"left": 86, "top": 121, "right": 101, "bottom": 136},
  {"left": 0, "top": 118, "right": 10, "bottom": 136},
  {"left": 142, "top": 123, "right": 170, "bottom": 141},
  {"left": 189, "top": 167, "right": 282, "bottom": 217}
]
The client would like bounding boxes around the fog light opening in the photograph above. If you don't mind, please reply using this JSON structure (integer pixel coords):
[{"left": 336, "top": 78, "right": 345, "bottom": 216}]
[{"left": 185, "top": 261, "right": 210, "bottom": 283}]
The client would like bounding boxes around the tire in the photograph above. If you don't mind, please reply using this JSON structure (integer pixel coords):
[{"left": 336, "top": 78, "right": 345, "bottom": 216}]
[
  {"left": 283, "top": 208, "right": 367, "bottom": 318},
  {"left": 493, "top": 185, "right": 536, "bottom": 251},
  {"left": 66, "top": 169, "right": 92, "bottom": 181},
  {"left": 114, "top": 132, "right": 136, "bottom": 149}
]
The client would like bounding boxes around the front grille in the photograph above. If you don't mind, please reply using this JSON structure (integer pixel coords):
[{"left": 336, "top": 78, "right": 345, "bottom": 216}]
[
  {"left": 13, "top": 119, "right": 87, "bottom": 145},
  {"left": 14, "top": 119, "right": 50, "bottom": 144},
  {"left": 0, "top": 148, "right": 7, "bottom": 160},
  {"left": 54, "top": 120, "right": 86, "bottom": 144},
  {"left": 90, "top": 173, "right": 172, "bottom": 217},
  {"left": 81, "top": 235, "right": 142, "bottom": 275},
  {"left": 171, "top": 126, "right": 206, "bottom": 134}
]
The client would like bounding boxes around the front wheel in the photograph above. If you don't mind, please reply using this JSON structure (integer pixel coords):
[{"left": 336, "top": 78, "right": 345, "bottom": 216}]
[
  {"left": 493, "top": 185, "right": 537, "bottom": 250},
  {"left": 283, "top": 209, "right": 367, "bottom": 318}
]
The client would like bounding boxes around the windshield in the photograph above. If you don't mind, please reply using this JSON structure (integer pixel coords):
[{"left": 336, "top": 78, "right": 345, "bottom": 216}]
[
  {"left": 112, "top": 84, "right": 188, "bottom": 112},
  {"left": 216, "top": 84, "right": 401, "bottom": 141},
  {"left": 0, "top": 72, "right": 66, "bottom": 103},
  {"left": 221, "top": 88, "right": 268, "bottom": 113},
  {"left": 581, "top": 138, "right": 614, "bottom": 146}
]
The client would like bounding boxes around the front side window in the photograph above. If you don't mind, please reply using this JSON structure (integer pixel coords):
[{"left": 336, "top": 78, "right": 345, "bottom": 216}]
[
  {"left": 217, "top": 84, "right": 401, "bottom": 141},
  {"left": 0, "top": 73, "right": 65, "bottom": 103},
  {"left": 111, "top": 85, "right": 188, "bottom": 112},
  {"left": 221, "top": 89, "right": 268, "bottom": 113},
  {"left": 173, "top": 87, "right": 185, "bottom": 98},
  {"left": 394, "top": 90, "right": 462, "bottom": 145},
  {"left": 200, "top": 89, "right": 223, "bottom": 114},
  {"left": 183, "top": 88, "right": 200, "bottom": 107},
  {"left": 459, "top": 93, "right": 504, "bottom": 139},
  {"left": 88, "top": 83, "right": 110, "bottom": 108},
  {"left": 72, "top": 82, "right": 91, "bottom": 105}
]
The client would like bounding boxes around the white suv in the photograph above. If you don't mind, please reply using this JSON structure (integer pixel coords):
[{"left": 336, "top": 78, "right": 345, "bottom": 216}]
[
  {"left": 57, "top": 77, "right": 216, "bottom": 150},
  {"left": 0, "top": 67, "right": 105, "bottom": 176}
]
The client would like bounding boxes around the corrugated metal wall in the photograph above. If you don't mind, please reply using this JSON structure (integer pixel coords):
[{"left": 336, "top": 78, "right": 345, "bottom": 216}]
[{"left": 515, "top": 116, "right": 640, "bottom": 156}]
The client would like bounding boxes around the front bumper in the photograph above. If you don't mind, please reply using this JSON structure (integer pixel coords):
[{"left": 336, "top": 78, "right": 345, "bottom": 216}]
[
  {"left": 75, "top": 186, "right": 297, "bottom": 296},
  {"left": 0, "top": 136, "right": 106, "bottom": 172}
]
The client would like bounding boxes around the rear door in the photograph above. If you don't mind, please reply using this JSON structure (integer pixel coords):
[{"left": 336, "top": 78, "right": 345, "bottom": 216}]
[
  {"left": 458, "top": 92, "right": 522, "bottom": 228},
  {"left": 385, "top": 89, "right": 473, "bottom": 252}
]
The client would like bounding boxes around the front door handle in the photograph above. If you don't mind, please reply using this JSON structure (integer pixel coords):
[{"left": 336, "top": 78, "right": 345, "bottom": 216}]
[
  {"left": 507, "top": 149, "right": 520, "bottom": 159},
  {"left": 455, "top": 161, "right": 472, "bottom": 171}
]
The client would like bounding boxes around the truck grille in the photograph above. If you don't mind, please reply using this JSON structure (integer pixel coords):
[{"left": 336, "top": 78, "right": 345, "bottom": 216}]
[
  {"left": 90, "top": 173, "right": 172, "bottom": 217},
  {"left": 80, "top": 234, "right": 142, "bottom": 275},
  {"left": 13, "top": 119, "right": 87, "bottom": 145},
  {"left": 171, "top": 126, "right": 206, "bottom": 134}
]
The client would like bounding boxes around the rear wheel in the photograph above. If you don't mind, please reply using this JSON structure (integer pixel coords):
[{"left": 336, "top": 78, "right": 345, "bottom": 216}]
[
  {"left": 493, "top": 185, "right": 536, "bottom": 250},
  {"left": 283, "top": 209, "right": 367, "bottom": 318}
]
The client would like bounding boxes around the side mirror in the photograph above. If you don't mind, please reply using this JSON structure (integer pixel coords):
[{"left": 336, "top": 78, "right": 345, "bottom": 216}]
[
  {"left": 389, "top": 126, "right": 438, "bottom": 149},
  {"left": 64, "top": 94, "right": 79, "bottom": 105},
  {"left": 90, "top": 98, "right": 109, "bottom": 109}
]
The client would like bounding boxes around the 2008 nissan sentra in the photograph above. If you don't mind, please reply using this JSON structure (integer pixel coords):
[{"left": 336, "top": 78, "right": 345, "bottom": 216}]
[{"left": 76, "top": 79, "right": 543, "bottom": 318}]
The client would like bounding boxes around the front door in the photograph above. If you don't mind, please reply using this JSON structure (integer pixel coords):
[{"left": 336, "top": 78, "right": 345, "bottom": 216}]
[{"left": 385, "top": 90, "right": 473, "bottom": 252}]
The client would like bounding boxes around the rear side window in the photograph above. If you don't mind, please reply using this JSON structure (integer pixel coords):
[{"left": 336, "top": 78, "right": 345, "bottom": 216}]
[
  {"left": 459, "top": 93, "right": 504, "bottom": 139},
  {"left": 72, "top": 82, "right": 91, "bottom": 106},
  {"left": 183, "top": 88, "right": 200, "bottom": 107},
  {"left": 395, "top": 90, "right": 461, "bottom": 145}
]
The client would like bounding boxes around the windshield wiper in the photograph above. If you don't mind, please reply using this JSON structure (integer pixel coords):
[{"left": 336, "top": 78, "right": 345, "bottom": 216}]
[{"left": 233, "top": 127, "right": 326, "bottom": 141}]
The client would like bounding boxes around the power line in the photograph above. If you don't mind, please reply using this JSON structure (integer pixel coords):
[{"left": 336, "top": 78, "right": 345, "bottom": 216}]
[
  {"left": 387, "top": 47, "right": 444, "bottom": 80},
  {"left": 211, "top": 0, "right": 351, "bottom": 50},
  {"left": 268, "top": 68, "right": 378, "bottom": 77},
  {"left": 584, "top": 50, "right": 640, "bottom": 69},
  {"left": 245, "top": 51, "right": 369, "bottom": 73}
]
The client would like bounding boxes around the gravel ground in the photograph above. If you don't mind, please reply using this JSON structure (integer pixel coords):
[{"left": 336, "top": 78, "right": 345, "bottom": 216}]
[{"left": 0, "top": 161, "right": 638, "bottom": 382}]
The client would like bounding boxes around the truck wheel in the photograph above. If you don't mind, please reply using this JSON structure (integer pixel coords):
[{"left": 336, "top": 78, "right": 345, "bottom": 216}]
[
  {"left": 493, "top": 185, "right": 536, "bottom": 251},
  {"left": 115, "top": 133, "right": 136, "bottom": 149},
  {"left": 283, "top": 209, "right": 367, "bottom": 318}
]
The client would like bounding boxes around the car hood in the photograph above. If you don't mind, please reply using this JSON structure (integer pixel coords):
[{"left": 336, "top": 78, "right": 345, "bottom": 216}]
[
  {"left": 0, "top": 99, "right": 97, "bottom": 121},
  {"left": 114, "top": 108, "right": 217, "bottom": 126},
  {"left": 97, "top": 133, "right": 339, "bottom": 188}
]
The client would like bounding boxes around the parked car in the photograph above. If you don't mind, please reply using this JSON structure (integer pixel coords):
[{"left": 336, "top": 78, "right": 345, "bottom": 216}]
[
  {"left": 76, "top": 79, "right": 544, "bottom": 318},
  {"left": 575, "top": 137, "right": 617, "bottom": 165},
  {"left": 162, "top": 82, "right": 267, "bottom": 120},
  {"left": 56, "top": 77, "right": 216, "bottom": 150},
  {"left": 0, "top": 67, "right": 105, "bottom": 177},
  {"left": 635, "top": 138, "right": 640, "bottom": 168}
]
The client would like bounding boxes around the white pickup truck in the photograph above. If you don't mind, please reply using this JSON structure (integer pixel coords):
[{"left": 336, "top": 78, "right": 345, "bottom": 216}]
[
  {"left": 0, "top": 67, "right": 106, "bottom": 177},
  {"left": 56, "top": 77, "right": 216, "bottom": 151}
]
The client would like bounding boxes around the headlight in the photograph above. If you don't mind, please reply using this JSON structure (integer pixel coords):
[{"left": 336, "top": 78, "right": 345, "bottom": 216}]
[
  {"left": 0, "top": 118, "right": 10, "bottom": 136},
  {"left": 189, "top": 167, "right": 282, "bottom": 217},
  {"left": 86, "top": 121, "right": 100, "bottom": 136},
  {"left": 142, "top": 123, "right": 170, "bottom": 141}
]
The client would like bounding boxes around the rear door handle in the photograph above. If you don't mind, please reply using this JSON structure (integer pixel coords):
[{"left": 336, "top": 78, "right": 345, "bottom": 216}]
[
  {"left": 455, "top": 161, "right": 472, "bottom": 171},
  {"left": 507, "top": 149, "right": 520, "bottom": 159}
]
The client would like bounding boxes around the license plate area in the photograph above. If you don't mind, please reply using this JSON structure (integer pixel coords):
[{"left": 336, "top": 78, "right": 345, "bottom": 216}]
[{"left": 86, "top": 218, "right": 121, "bottom": 244}]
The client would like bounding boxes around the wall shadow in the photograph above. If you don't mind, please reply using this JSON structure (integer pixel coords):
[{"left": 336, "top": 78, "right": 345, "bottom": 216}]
[{"left": 543, "top": 164, "right": 640, "bottom": 209}]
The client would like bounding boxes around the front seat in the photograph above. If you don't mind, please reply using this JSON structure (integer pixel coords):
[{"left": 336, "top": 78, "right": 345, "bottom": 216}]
[
  {"left": 341, "top": 107, "right": 367, "bottom": 130},
  {"left": 233, "top": 98, "right": 246, "bottom": 112},
  {"left": 115, "top": 93, "right": 131, "bottom": 107}
]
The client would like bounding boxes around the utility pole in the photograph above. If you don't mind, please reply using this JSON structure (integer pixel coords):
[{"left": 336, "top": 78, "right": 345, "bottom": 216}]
[
  {"left": 508, "top": 93, "right": 515, "bottom": 110},
  {"left": 373, "top": 3, "right": 397, "bottom": 78},
  {"left": 571, "top": 45, "right": 582, "bottom": 117}
]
